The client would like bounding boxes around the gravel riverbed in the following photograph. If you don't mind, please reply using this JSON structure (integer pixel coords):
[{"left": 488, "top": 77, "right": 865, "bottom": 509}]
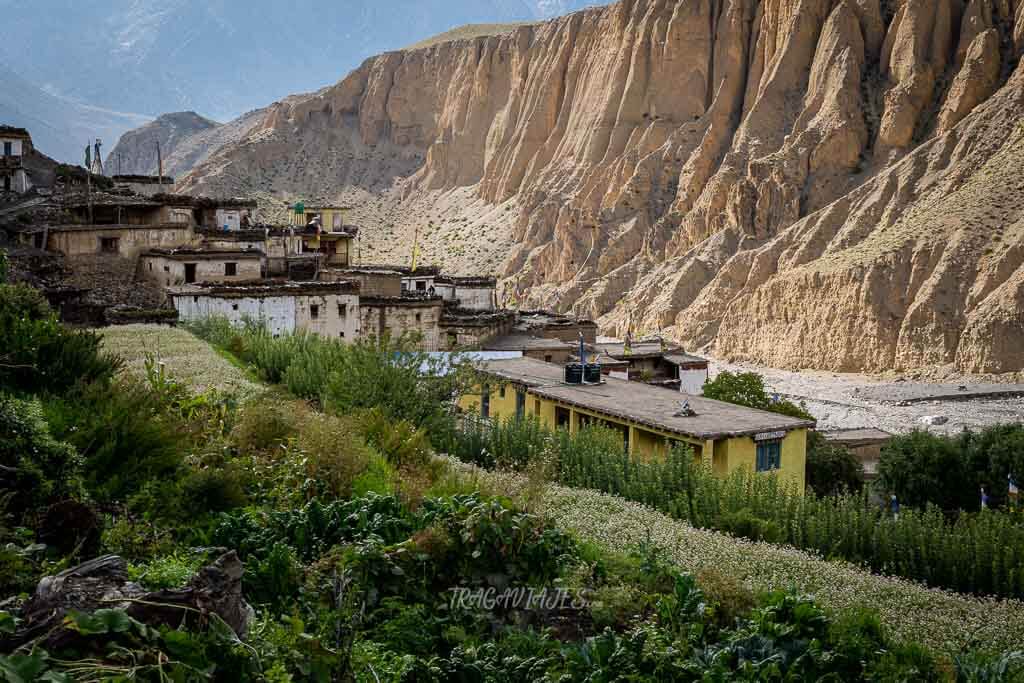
[{"left": 709, "top": 360, "right": 1024, "bottom": 435}]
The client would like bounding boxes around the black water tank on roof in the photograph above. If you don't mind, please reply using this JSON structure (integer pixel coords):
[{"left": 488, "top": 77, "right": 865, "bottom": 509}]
[{"left": 564, "top": 364, "right": 583, "bottom": 384}]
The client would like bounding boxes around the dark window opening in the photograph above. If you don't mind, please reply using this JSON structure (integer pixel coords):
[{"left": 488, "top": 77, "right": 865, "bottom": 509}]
[
  {"left": 544, "top": 355, "right": 553, "bottom": 363},
  {"left": 184, "top": 263, "right": 197, "bottom": 284},
  {"left": 100, "top": 237, "right": 120, "bottom": 254},
  {"left": 232, "top": 304, "right": 239, "bottom": 311},
  {"left": 516, "top": 390, "right": 526, "bottom": 418},
  {"left": 225, "top": 262, "right": 237, "bottom": 276},
  {"left": 339, "top": 331, "right": 345, "bottom": 338},
  {"left": 481, "top": 387, "right": 490, "bottom": 419},
  {"left": 415, "top": 313, "right": 422, "bottom": 323},
  {"left": 416, "top": 281, "right": 426, "bottom": 291},
  {"left": 310, "top": 304, "right": 320, "bottom": 320},
  {"left": 756, "top": 441, "right": 782, "bottom": 472},
  {"left": 535, "top": 399, "right": 541, "bottom": 416},
  {"left": 3, "top": 142, "right": 11, "bottom": 156},
  {"left": 2, "top": 176, "right": 9, "bottom": 192},
  {"left": 555, "top": 406, "right": 571, "bottom": 429},
  {"left": 338, "top": 304, "right": 346, "bottom": 318},
  {"left": 499, "top": 385, "right": 506, "bottom": 398}
]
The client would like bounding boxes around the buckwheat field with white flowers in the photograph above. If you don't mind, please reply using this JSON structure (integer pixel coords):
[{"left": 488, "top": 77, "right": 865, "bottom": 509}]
[
  {"left": 100, "top": 324, "right": 261, "bottom": 398},
  {"left": 457, "top": 463, "right": 1024, "bottom": 653}
]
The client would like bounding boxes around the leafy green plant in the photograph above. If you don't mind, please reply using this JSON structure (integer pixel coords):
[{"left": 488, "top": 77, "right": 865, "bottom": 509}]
[
  {"left": 128, "top": 552, "right": 204, "bottom": 590},
  {"left": 703, "top": 371, "right": 814, "bottom": 420},
  {"left": 357, "top": 408, "right": 433, "bottom": 470},
  {"left": 44, "top": 379, "right": 185, "bottom": 505},
  {"left": 0, "top": 392, "right": 82, "bottom": 525},
  {"left": 805, "top": 431, "right": 864, "bottom": 496},
  {"left": 0, "top": 284, "right": 122, "bottom": 395}
]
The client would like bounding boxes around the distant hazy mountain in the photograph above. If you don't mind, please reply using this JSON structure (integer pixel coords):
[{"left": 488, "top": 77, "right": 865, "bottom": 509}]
[
  {"left": 0, "top": 63, "right": 149, "bottom": 165},
  {"left": 0, "top": 0, "right": 603, "bottom": 162}
]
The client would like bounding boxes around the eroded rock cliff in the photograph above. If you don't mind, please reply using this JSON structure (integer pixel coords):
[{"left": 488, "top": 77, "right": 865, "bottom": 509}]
[{"left": 178, "top": 0, "right": 1024, "bottom": 374}]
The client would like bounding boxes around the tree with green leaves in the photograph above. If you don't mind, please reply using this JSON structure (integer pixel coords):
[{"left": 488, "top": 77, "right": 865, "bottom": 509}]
[
  {"left": 702, "top": 371, "right": 814, "bottom": 421},
  {"left": 805, "top": 431, "right": 864, "bottom": 497}
]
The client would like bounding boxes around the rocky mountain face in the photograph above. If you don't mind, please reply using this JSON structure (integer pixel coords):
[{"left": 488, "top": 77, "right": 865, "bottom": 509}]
[
  {"left": 104, "top": 110, "right": 276, "bottom": 179},
  {"left": 177, "top": 0, "right": 1024, "bottom": 376},
  {"left": 105, "top": 112, "right": 218, "bottom": 177}
]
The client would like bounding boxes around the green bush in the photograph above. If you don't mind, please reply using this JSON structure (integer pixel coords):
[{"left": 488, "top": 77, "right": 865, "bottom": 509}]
[
  {"left": 877, "top": 424, "right": 1024, "bottom": 513},
  {"left": 230, "top": 398, "right": 304, "bottom": 454},
  {"left": 805, "top": 431, "right": 864, "bottom": 496},
  {"left": 703, "top": 370, "right": 814, "bottom": 420},
  {"left": 44, "top": 380, "right": 185, "bottom": 505},
  {"left": 878, "top": 430, "right": 974, "bottom": 511},
  {"left": 0, "top": 284, "right": 121, "bottom": 395},
  {"left": 357, "top": 408, "right": 433, "bottom": 470},
  {"left": 180, "top": 464, "right": 250, "bottom": 513},
  {"left": 128, "top": 552, "right": 204, "bottom": 590},
  {"left": 290, "top": 415, "right": 375, "bottom": 501},
  {"left": 0, "top": 393, "right": 82, "bottom": 524},
  {"left": 718, "top": 508, "right": 783, "bottom": 543}
]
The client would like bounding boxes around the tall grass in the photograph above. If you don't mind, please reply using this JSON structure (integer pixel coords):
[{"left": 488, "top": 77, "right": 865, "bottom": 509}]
[
  {"left": 186, "top": 316, "right": 474, "bottom": 446},
  {"left": 449, "top": 418, "right": 1024, "bottom": 600}
]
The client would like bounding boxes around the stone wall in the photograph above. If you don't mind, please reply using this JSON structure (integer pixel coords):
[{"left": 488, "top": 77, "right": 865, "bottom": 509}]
[
  {"left": 49, "top": 226, "right": 196, "bottom": 259},
  {"left": 360, "top": 298, "right": 443, "bottom": 349},
  {"left": 173, "top": 291, "right": 359, "bottom": 339},
  {"left": 141, "top": 255, "right": 262, "bottom": 287}
]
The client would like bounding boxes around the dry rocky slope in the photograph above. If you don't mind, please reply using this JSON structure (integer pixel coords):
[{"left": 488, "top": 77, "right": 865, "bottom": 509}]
[{"left": 177, "top": 0, "right": 1024, "bottom": 375}]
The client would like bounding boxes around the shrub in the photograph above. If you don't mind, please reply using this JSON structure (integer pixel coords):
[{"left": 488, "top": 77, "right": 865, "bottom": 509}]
[
  {"left": 717, "top": 508, "right": 783, "bottom": 543},
  {"left": 0, "top": 392, "right": 82, "bottom": 524},
  {"left": 965, "top": 423, "right": 1024, "bottom": 510},
  {"left": 703, "top": 371, "right": 814, "bottom": 420},
  {"left": 191, "top": 319, "right": 475, "bottom": 446},
  {"left": 805, "top": 431, "right": 864, "bottom": 496},
  {"left": 43, "top": 380, "right": 185, "bottom": 505},
  {"left": 879, "top": 424, "right": 1024, "bottom": 512},
  {"left": 320, "top": 333, "right": 470, "bottom": 439},
  {"left": 878, "top": 430, "right": 977, "bottom": 511},
  {"left": 292, "top": 414, "right": 375, "bottom": 501},
  {"left": 351, "top": 453, "right": 399, "bottom": 498},
  {"left": 248, "top": 543, "right": 304, "bottom": 609},
  {"left": 357, "top": 408, "right": 433, "bottom": 470},
  {"left": 230, "top": 398, "right": 306, "bottom": 454},
  {"left": 695, "top": 569, "right": 756, "bottom": 629},
  {"left": 0, "top": 284, "right": 121, "bottom": 395},
  {"left": 128, "top": 552, "right": 204, "bottom": 590},
  {"left": 180, "top": 464, "right": 250, "bottom": 513}
]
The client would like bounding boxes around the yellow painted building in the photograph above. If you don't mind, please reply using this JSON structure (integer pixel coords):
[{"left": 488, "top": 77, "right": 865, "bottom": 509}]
[
  {"left": 292, "top": 205, "right": 358, "bottom": 267},
  {"left": 459, "top": 357, "right": 813, "bottom": 490},
  {"left": 291, "top": 205, "right": 352, "bottom": 232}
]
